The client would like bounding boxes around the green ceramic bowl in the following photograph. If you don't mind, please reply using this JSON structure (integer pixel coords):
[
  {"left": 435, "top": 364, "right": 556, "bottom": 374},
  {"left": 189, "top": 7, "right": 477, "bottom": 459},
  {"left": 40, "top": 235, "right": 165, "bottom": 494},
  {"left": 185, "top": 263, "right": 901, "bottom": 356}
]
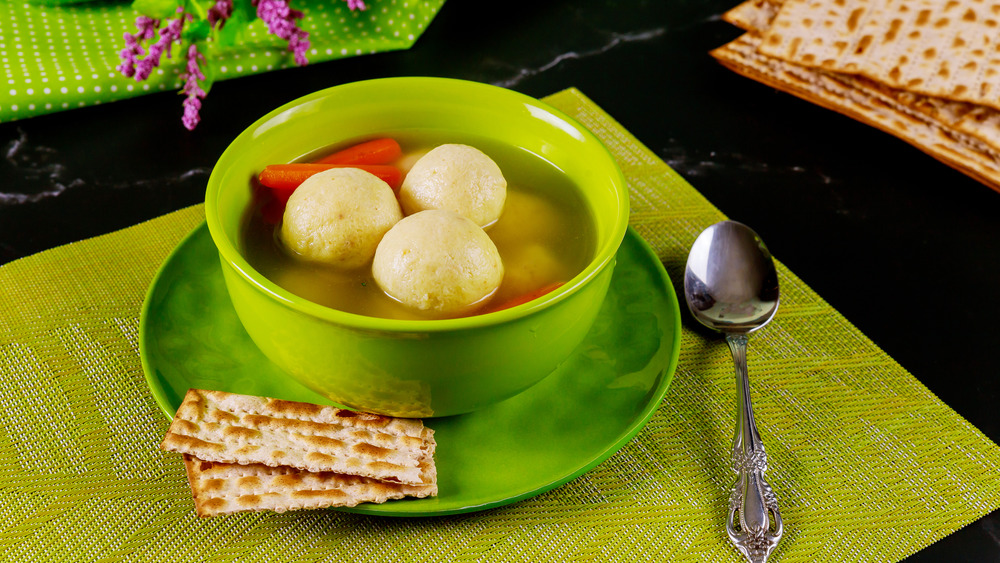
[{"left": 205, "top": 77, "right": 629, "bottom": 417}]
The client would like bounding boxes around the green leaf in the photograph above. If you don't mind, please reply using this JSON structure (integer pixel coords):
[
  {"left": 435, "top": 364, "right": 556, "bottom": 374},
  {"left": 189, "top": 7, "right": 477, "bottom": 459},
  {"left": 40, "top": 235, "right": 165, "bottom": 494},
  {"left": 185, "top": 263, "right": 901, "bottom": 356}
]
[
  {"left": 213, "top": 2, "right": 254, "bottom": 47},
  {"left": 131, "top": 0, "right": 182, "bottom": 19},
  {"left": 214, "top": 22, "right": 244, "bottom": 47},
  {"left": 185, "top": 0, "right": 212, "bottom": 20},
  {"left": 232, "top": 0, "right": 256, "bottom": 21},
  {"left": 183, "top": 19, "right": 211, "bottom": 42}
]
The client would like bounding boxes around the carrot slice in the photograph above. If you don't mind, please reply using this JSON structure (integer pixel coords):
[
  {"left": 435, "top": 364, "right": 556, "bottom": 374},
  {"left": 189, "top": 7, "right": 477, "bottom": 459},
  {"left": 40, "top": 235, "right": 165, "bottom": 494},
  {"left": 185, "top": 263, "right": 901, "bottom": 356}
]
[
  {"left": 486, "top": 282, "right": 566, "bottom": 313},
  {"left": 315, "top": 138, "right": 402, "bottom": 165},
  {"left": 258, "top": 163, "right": 402, "bottom": 191}
]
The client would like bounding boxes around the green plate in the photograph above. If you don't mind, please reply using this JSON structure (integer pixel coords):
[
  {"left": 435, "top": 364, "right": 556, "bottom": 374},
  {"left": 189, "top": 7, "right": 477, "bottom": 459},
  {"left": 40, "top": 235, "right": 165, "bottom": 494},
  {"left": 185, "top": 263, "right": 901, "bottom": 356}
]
[{"left": 140, "top": 222, "right": 681, "bottom": 516}]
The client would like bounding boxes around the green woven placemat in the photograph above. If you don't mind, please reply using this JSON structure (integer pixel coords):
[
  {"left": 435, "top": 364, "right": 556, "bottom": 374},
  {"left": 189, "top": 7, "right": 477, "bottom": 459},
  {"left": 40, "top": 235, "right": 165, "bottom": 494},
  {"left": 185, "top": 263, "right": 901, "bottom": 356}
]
[
  {"left": 2, "top": 88, "right": 999, "bottom": 562},
  {"left": 0, "top": 0, "right": 444, "bottom": 123}
]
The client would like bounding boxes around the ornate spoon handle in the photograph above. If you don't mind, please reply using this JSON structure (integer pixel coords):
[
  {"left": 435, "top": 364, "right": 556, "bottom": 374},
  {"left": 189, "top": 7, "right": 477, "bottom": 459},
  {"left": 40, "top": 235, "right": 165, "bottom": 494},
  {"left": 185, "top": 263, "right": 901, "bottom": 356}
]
[{"left": 725, "top": 334, "right": 782, "bottom": 563}]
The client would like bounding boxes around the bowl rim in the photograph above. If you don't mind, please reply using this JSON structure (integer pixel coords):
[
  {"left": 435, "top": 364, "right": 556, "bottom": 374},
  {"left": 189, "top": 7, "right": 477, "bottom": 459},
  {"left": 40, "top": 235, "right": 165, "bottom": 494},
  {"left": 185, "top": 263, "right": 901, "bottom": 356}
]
[{"left": 205, "top": 76, "right": 629, "bottom": 332}]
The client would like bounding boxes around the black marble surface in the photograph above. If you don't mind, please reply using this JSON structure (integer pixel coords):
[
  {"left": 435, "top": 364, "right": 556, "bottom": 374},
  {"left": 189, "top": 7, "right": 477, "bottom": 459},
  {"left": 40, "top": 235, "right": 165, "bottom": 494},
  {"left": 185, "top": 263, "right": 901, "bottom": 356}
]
[{"left": 2, "top": 0, "right": 999, "bottom": 560}]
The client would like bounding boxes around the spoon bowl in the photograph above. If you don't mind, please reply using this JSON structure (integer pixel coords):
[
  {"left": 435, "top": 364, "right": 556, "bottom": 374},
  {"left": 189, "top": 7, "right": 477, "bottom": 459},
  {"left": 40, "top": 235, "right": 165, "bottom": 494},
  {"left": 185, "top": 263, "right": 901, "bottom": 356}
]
[
  {"left": 684, "top": 220, "right": 779, "bottom": 333},
  {"left": 684, "top": 220, "right": 783, "bottom": 563}
]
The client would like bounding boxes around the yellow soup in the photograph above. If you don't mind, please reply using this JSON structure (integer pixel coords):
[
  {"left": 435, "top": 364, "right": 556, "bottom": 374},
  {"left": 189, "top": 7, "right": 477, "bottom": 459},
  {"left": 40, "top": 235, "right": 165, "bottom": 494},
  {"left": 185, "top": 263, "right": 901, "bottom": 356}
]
[{"left": 241, "top": 132, "right": 596, "bottom": 320}]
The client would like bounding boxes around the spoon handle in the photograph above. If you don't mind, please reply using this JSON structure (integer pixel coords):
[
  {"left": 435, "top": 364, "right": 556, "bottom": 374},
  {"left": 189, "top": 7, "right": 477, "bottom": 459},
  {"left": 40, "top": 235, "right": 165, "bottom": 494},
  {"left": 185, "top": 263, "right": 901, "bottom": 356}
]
[{"left": 725, "top": 333, "right": 782, "bottom": 563}]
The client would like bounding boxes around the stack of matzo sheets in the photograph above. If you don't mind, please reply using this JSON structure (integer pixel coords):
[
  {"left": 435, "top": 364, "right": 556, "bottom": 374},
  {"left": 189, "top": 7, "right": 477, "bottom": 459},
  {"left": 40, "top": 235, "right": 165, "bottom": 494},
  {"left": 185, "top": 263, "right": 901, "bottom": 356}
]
[
  {"left": 711, "top": 0, "right": 1000, "bottom": 192},
  {"left": 160, "top": 389, "right": 437, "bottom": 517}
]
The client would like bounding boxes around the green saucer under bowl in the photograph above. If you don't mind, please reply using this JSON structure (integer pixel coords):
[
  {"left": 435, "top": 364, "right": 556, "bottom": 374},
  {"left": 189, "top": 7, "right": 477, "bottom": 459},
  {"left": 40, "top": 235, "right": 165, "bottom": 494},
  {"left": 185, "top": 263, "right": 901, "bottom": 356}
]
[{"left": 139, "top": 223, "right": 681, "bottom": 516}]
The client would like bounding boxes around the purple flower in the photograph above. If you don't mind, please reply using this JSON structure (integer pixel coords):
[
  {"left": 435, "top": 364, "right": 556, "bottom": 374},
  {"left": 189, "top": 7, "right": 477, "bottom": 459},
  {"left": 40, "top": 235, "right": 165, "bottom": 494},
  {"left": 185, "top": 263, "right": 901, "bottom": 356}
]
[
  {"left": 207, "top": 0, "right": 234, "bottom": 29},
  {"left": 120, "top": 0, "right": 362, "bottom": 129},
  {"left": 180, "top": 44, "right": 208, "bottom": 131},
  {"left": 253, "top": 0, "right": 310, "bottom": 66},
  {"left": 134, "top": 11, "right": 189, "bottom": 81},
  {"left": 117, "top": 16, "right": 158, "bottom": 78},
  {"left": 182, "top": 95, "right": 203, "bottom": 131}
]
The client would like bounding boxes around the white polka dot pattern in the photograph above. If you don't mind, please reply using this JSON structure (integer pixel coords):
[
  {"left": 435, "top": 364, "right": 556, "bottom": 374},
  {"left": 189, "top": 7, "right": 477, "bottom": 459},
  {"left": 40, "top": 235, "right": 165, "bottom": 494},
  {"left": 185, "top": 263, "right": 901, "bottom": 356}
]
[{"left": 1, "top": 0, "right": 444, "bottom": 122}]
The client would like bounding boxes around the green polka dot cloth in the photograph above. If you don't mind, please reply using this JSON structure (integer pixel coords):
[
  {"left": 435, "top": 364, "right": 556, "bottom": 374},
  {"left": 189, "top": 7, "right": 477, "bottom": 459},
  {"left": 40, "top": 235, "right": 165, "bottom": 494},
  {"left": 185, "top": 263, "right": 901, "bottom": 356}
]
[{"left": 0, "top": 0, "right": 445, "bottom": 122}]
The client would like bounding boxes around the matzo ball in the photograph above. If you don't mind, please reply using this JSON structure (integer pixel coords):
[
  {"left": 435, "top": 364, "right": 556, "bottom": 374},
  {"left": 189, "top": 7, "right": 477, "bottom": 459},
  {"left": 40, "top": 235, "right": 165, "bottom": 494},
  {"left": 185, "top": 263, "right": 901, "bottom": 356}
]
[
  {"left": 373, "top": 209, "right": 504, "bottom": 316},
  {"left": 280, "top": 168, "right": 402, "bottom": 268},
  {"left": 398, "top": 144, "right": 507, "bottom": 228}
]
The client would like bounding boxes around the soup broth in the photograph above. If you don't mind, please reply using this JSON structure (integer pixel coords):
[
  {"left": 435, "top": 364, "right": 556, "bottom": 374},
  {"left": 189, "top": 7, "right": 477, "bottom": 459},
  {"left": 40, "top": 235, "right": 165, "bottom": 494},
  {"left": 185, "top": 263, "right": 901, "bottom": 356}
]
[{"left": 241, "top": 131, "right": 596, "bottom": 320}]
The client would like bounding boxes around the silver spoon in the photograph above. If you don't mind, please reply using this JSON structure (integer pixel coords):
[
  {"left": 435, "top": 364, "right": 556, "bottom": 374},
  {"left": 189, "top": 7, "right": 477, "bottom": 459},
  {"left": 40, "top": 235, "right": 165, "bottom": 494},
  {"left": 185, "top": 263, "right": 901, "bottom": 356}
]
[{"left": 684, "top": 220, "right": 783, "bottom": 563}]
